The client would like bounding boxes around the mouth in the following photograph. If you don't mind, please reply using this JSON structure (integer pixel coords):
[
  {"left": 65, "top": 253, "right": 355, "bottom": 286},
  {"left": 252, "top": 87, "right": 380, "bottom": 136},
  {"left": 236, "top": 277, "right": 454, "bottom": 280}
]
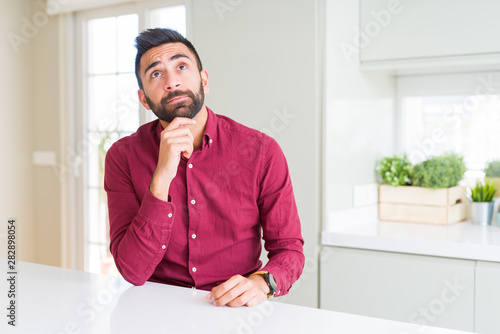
[{"left": 167, "top": 95, "right": 189, "bottom": 104}]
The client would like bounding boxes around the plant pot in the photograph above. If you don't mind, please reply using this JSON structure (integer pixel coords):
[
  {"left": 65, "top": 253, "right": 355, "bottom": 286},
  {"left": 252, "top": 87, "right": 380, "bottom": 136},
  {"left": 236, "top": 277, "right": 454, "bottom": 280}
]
[{"left": 471, "top": 202, "right": 494, "bottom": 226}]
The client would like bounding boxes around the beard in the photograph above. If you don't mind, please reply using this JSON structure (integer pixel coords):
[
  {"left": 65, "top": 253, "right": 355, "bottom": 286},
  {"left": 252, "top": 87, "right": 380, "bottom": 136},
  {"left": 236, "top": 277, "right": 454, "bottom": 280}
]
[{"left": 144, "top": 81, "right": 204, "bottom": 123}]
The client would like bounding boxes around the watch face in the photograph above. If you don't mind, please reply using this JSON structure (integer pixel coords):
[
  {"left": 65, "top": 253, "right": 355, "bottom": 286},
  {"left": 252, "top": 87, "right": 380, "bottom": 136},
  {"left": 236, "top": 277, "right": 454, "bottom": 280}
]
[{"left": 267, "top": 273, "right": 277, "bottom": 294}]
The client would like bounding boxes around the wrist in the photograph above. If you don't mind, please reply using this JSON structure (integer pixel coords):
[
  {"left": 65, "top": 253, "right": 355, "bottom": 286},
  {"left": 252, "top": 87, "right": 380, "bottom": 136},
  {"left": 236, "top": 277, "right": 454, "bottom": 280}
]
[
  {"left": 149, "top": 173, "right": 172, "bottom": 202},
  {"left": 250, "top": 271, "right": 277, "bottom": 298},
  {"left": 248, "top": 274, "right": 270, "bottom": 295}
]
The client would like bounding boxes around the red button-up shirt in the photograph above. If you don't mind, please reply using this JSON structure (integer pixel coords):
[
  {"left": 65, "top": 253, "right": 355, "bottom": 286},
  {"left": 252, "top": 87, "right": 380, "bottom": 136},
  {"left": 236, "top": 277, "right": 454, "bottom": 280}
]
[{"left": 104, "top": 107, "right": 304, "bottom": 296}]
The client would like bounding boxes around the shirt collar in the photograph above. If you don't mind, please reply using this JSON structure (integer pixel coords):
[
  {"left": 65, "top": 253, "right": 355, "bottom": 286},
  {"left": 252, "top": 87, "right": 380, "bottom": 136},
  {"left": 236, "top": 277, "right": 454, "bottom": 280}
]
[{"left": 153, "top": 106, "right": 218, "bottom": 150}]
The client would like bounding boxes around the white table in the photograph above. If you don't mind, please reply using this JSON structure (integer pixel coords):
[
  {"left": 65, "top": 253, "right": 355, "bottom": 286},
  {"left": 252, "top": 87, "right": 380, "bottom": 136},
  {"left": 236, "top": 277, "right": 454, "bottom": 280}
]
[{"left": 0, "top": 261, "right": 473, "bottom": 334}]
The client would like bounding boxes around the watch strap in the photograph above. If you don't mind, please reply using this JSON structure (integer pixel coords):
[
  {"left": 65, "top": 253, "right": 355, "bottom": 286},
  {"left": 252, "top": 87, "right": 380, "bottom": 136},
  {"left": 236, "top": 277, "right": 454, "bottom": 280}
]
[{"left": 250, "top": 271, "right": 277, "bottom": 298}]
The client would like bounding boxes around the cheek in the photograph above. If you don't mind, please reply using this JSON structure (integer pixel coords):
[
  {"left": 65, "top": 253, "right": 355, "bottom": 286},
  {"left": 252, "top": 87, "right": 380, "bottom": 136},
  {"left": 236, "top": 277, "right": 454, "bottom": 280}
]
[{"left": 145, "top": 82, "right": 165, "bottom": 98}]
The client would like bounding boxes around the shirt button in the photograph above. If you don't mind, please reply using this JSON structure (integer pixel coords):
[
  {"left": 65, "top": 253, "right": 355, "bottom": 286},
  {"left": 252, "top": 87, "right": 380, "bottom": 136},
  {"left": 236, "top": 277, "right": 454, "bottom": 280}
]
[
  {"left": 192, "top": 267, "right": 197, "bottom": 273},
  {"left": 209, "top": 139, "right": 213, "bottom": 144},
  {"left": 161, "top": 245, "right": 166, "bottom": 249},
  {"left": 168, "top": 213, "right": 172, "bottom": 218},
  {"left": 188, "top": 163, "right": 193, "bottom": 168},
  {"left": 191, "top": 199, "right": 196, "bottom": 205},
  {"left": 191, "top": 234, "right": 197, "bottom": 239}
]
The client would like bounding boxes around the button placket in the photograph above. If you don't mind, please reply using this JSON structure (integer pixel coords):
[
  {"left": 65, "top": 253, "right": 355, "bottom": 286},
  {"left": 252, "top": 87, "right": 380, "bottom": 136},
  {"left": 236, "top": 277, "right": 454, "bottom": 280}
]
[{"left": 185, "top": 156, "right": 200, "bottom": 282}]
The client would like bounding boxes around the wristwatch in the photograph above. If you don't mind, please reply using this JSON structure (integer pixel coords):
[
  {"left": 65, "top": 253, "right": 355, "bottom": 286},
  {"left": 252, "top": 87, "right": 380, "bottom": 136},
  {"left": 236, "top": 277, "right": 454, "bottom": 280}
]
[{"left": 251, "top": 271, "right": 277, "bottom": 298}]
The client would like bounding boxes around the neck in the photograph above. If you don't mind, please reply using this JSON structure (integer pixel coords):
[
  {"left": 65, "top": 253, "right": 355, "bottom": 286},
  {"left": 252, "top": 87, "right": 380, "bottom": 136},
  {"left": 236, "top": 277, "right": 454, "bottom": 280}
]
[{"left": 159, "top": 105, "right": 208, "bottom": 149}]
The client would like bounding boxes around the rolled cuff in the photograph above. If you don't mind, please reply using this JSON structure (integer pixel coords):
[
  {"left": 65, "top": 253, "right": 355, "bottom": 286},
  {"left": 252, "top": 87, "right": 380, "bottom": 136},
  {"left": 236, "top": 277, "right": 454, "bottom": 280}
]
[{"left": 136, "top": 190, "right": 176, "bottom": 227}]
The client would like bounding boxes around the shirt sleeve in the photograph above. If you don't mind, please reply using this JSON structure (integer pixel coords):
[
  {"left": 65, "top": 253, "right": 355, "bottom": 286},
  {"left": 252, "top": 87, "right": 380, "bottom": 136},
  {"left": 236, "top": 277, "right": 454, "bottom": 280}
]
[
  {"left": 104, "top": 143, "right": 176, "bottom": 286},
  {"left": 257, "top": 138, "right": 305, "bottom": 297}
]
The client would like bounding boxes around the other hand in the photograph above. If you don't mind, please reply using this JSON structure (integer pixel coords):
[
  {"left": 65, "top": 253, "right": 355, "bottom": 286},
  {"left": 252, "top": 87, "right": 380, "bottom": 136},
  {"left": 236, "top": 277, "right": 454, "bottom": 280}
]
[{"left": 205, "top": 274, "right": 269, "bottom": 307}]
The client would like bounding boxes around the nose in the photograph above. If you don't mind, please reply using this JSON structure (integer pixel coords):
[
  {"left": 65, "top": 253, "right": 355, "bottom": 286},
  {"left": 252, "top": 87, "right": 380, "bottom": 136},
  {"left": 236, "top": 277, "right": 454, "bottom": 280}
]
[{"left": 164, "top": 74, "right": 181, "bottom": 91}]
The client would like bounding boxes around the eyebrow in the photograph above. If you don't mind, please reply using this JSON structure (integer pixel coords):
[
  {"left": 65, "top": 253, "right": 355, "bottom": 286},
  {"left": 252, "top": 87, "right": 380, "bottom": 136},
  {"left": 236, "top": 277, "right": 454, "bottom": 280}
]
[
  {"left": 143, "top": 53, "right": 192, "bottom": 75},
  {"left": 144, "top": 60, "right": 161, "bottom": 75}
]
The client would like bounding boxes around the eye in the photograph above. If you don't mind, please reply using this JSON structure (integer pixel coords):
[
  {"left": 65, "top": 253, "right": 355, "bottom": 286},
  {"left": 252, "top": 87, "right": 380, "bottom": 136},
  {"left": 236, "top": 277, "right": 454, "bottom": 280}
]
[
  {"left": 178, "top": 64, "right": 187, "bottom": 70},
  {"left": 151, "top": 71, "right": 162, "bottom": 78}
]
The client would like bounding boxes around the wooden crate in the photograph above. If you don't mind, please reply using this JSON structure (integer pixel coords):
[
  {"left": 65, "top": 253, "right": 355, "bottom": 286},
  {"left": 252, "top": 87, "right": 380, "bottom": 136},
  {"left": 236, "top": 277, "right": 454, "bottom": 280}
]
[{"left": 378, "top": 185, "right": 467, "bottom": 225}]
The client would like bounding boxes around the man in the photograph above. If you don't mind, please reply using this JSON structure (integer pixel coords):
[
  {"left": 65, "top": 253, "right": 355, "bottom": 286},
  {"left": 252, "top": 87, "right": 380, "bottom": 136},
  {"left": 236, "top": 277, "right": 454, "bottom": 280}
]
[{"left": 104, "top": 28, "right": 304, "bottom": 307}]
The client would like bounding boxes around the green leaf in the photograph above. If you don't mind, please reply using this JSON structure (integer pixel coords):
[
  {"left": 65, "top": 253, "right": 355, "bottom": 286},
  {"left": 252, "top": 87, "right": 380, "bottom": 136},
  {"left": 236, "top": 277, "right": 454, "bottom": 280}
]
[
  {"left": 412, "top": 153, "right": 466, "bottom": 189},
  {"left": 376, "top": 154, "right": 413, "bottom": 187},
  {"left": 470, "top": 181, "right": 497, "bottom": 202},
  {"left": 485, "top": 160, "right": 500, "bottom": 177}
]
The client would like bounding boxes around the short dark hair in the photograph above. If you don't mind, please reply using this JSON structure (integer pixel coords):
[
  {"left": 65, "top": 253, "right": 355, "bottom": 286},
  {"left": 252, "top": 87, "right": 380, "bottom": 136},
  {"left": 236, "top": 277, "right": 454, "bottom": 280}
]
[{"left": 134, "top": 28, "right": 203, "bottom": 89}]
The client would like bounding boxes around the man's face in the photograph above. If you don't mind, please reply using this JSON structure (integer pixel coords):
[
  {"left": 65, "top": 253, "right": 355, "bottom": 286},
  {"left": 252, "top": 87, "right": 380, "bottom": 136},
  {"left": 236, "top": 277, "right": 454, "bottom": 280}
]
[{"left": 138, "top": 42, "right": 208, "bottom": 123}]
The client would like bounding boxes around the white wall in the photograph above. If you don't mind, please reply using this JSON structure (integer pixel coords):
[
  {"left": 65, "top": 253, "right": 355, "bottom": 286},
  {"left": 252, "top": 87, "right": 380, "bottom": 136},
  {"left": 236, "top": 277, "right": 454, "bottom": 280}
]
[
  {"left": 0, "top": 0, "right": 36, "bottom": 262},
  {"left": 32, "top": 8, "right": 62, "bottom": 267},
  {"left": 190, "top": 0, "right": 322, "bottom": 308},
  {"left": 325, "top": 0, "right": 396, "bottom": 213}
]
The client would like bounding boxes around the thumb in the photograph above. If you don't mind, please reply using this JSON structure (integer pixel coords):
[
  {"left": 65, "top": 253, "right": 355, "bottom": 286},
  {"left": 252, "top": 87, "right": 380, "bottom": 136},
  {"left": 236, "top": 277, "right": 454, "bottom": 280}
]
[{"left": 183, "top": 144, "right": 194, "bottom": 159}]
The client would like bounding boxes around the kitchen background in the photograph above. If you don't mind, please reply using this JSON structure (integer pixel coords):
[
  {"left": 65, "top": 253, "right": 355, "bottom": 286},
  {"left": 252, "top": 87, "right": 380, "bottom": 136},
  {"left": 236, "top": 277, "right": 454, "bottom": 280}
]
[{"left": 1, "top": 0, "right": 500, "bottom": 333}]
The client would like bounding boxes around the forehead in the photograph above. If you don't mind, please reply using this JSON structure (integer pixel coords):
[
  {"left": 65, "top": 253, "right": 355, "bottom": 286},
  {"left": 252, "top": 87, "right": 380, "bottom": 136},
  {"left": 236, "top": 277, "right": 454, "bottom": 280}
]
[{"left": 140, "top": 42, "right": 194, "bottom": 70}]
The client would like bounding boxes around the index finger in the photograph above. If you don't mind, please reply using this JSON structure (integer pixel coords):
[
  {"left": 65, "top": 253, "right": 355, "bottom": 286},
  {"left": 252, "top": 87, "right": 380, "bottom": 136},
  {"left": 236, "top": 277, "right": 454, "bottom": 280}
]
[
  {"left": 165, "top": 117, "right": 196, "bottom": 131},
  {"left": 209, "top": 275, "right": 243, "bottom": 300}
]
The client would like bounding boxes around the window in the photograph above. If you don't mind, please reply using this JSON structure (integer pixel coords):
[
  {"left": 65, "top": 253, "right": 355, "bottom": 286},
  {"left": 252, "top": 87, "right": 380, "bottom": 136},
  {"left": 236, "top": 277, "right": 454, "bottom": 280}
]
[
  {"left": 76, "top": 1, "right": 187, "bottom": 274},
  {"left": 398, "top": 72, "right": 500, "bottom": 183}
]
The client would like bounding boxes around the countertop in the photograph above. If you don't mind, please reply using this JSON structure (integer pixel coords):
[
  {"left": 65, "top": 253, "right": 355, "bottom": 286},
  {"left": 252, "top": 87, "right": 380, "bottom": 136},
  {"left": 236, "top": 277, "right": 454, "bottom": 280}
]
[
  {"left": 0, "top": 261, "right": 473, "bottom": 334},
  {"left": 322, "top": 205, "right": 500, "bottom": 262}
]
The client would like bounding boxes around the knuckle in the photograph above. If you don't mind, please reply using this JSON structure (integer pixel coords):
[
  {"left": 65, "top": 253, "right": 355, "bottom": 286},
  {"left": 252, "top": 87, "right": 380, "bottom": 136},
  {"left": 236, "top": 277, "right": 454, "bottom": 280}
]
[
  {"left": 226, "top": 290, "right": 237, "bottom": 300},
  {"left": 163, "top": 135, "right": 175, "bottom": 145}
]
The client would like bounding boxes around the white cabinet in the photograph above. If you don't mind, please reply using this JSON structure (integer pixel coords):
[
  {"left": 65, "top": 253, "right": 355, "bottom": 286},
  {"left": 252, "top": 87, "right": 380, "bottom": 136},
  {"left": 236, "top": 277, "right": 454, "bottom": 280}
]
[
  {"left": 359, "top": 0, "right": 500, "bottom": 71},
  {"left": 475, "top": 261, "right": 500, "bottom": 334},
  {"left": 320, "top": 247, "right": 475, "bottom": 332}
]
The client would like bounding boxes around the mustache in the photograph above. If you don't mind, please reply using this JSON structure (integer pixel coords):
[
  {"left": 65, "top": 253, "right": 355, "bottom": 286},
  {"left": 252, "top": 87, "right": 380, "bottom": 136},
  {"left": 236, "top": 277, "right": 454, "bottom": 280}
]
[{"left": 162, "top": 90, "right": 195, "bottom": 104}]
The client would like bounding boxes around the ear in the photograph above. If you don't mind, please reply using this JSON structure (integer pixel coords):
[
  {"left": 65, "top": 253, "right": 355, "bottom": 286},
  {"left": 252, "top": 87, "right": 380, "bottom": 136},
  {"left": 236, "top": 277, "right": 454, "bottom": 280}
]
[
  {"left": 200, "top": 70, "right": 209, "bottom": 94},
  {"left": 138, "top": 89, "right": 151, "bottom": 110}
]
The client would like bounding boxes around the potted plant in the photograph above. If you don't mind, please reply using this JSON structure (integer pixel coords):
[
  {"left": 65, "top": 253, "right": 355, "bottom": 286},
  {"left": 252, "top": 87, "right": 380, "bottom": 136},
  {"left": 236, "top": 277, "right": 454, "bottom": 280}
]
[
  {"left": 484, "top": 160, "right": 500, "bottom": 198},
  {"left": 411, "top": 153, "right": 466, "bottom": 189},
  {"left": 376, "top": 154, "right": 412, "bottom": 186},
  {"left": 470, "top": 181, "right": 497, "bottom": 226},
  {"left": 377, "top": 153, "right": 467, "bottom": 225}
]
